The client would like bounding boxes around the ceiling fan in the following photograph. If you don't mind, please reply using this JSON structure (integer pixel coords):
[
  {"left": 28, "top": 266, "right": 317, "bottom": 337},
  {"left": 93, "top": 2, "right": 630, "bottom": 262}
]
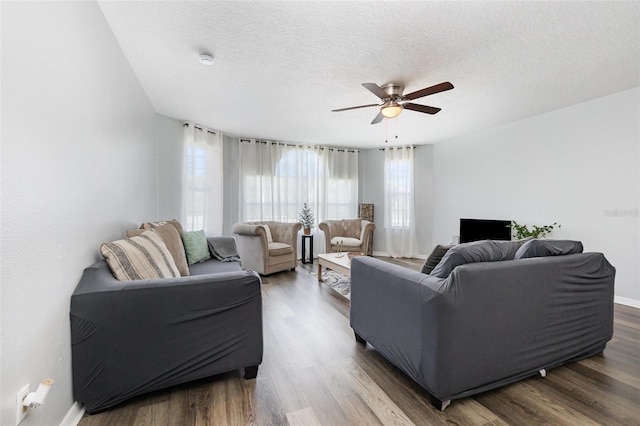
[{"left": 332, "top": 81, "right": 454, "bottom": 124}]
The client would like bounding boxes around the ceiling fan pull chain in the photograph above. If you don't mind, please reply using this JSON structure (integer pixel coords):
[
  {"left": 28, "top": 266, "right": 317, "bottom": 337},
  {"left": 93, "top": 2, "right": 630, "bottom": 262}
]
[
  {"left": 385, "top": 118, "right": 388, "bottom": 143},
  {"left": 395, "top": 117, "right": 398, "bottom": 139}
]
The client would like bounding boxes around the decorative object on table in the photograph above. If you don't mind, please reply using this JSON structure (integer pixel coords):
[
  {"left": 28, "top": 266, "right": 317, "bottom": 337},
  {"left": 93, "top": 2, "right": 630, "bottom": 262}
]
[
  {"left": 510, "top": 221, "right": 561, "bottom": 239},
  {"left": 347, "top": 252, "right": 365, "bottom": 260},
  {"left": 298, "top": 203, "right": 315, "bottom": 235},
  {"left": 301, "top": 234, "right": 314, "bottom": 264},
  {"left": 335, "top": 241, "right": 344, "bottom": 257}
]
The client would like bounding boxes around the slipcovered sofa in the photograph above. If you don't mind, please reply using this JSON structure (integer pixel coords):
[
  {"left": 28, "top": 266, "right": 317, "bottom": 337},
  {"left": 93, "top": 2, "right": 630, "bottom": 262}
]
[
  {"left": 350, "top": 239, "right": 615, "bottom": 410},
  {"left": 319, "top": 219, "right": 375, "bottom": 255},
  {"left": 71, "top": 239, "right": 263, "bottom": 413},
  {"left": 233, "top": 221, "right": 301, "bottom": 275}
]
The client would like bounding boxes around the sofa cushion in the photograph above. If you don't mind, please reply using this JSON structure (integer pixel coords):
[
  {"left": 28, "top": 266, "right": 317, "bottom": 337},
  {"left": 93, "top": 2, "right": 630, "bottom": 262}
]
[
  {"left": 100, "top": 230, "right": 180, "bottom": 281},
  {"left": 331, "top": 236, "right": 361, "bottom": 247},
  {"left": 421, "top": 244, "right": 453, "bottom": 275},
  {"left": 430, "top": 239, "right": 520, "bottom": 278},
  {"left": 182, "top": 230, "right": 211, "bottom": 265},
  {"left": 268, "top": 242, "right": 293, "bottom": 256},
  {"left": 515, "top": 239, "right": 583, "bottom": 259}
]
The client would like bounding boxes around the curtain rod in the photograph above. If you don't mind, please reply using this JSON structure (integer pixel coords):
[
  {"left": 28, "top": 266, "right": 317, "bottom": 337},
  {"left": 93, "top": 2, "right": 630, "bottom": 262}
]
[
  {"left": 379, "top": 146, "right": 416, "bottom": 151},
  {"left": 183, "top": 122, "right": 216, "bottom": 135},
  {"left": 239, "top": 139, "right": 358, "bottom": 153}
]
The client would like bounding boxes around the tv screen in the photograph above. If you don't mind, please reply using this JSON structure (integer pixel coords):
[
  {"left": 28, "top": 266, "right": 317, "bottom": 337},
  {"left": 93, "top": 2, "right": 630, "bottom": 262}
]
[{"left": 459, "top": 218, "right": 512, "bottom": 243}]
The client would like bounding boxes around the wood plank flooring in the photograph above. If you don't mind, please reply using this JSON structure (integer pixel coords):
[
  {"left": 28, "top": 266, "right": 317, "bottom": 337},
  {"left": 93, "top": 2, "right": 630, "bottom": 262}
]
[{"left": 79, "top": 257, "right": 640, "bottom": 425}]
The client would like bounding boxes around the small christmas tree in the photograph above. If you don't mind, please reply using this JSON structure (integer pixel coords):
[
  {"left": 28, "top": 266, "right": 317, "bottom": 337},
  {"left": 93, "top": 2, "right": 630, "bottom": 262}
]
[{"left": 298, "top": 203, "right": 315, "bottom": 234}]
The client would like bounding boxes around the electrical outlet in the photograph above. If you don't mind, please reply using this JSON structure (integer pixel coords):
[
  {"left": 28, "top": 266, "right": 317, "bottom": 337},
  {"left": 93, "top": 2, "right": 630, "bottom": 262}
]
[{"left": 16, "top": 384, "right": 29, "bottom": 426}]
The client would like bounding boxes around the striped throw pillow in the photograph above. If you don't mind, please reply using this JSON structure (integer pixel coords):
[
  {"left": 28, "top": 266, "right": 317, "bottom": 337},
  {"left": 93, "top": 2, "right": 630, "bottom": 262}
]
[{"left": 101, "top": 230, "right": 180, "bottom": 281}]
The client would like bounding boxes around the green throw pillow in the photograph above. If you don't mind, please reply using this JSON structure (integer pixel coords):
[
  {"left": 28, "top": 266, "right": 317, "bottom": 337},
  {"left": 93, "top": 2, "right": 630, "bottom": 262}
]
[{"left": 182, "top": 230, "right": 211, "bottom": 265}]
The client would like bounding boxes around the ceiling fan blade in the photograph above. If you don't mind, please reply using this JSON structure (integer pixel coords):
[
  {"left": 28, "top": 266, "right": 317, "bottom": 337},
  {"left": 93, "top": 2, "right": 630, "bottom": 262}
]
[
  {"left": 371, "top": 111, "right": 384, "bottom": 124},
  {"left": 362, "top": 83, "right": 389, "bottom": 99},
  {"left": 332, "top": 103, "right": 379, "bottom": 112},
  {"left": 403, "top": 82, "right": 454, "bottom": 101},
  {"left": 404, "top": 103, "right": 442, "bottom": 115}
]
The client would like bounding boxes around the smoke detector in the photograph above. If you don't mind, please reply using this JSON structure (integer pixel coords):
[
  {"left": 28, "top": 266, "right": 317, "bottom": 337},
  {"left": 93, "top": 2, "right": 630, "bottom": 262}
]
[{"left": 198, "top": 54, "right": 214, "bottom": 65}]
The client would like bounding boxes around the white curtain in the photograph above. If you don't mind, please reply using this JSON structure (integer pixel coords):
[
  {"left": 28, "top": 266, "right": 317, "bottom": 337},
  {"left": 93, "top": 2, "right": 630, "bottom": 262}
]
[
  {"left": 384, "top": 146, "right": 419, "bottom": 258},
  {"left": 182, "top": 122, "right": 223, "bottom": 236},
  {"left": 238, "top": 140, "right": 358, "bottom": 255}
]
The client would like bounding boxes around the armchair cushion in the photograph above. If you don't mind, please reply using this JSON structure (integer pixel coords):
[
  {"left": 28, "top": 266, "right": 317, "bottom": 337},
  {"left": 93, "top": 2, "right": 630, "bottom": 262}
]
[
  {"left": 268, "top": 242, "right": 294, "bottom": 256},
  {"left": 331, "top": 236, "right": 361, "bottom": 246}
]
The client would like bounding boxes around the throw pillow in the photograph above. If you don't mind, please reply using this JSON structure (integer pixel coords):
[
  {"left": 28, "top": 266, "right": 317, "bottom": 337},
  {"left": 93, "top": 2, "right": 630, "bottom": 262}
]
[
  {"left": 515, "top": 239, "right": 583, "bottom": 259},
  {"left": 182, "top": 230, "right": 211, "bottom": 265},
  {"left": 100, "top": 230, "right": 180, "bottom": 281},
  {"left": 149, "top": 224, "right": 190, "bottom": 276},
  {"left": 125, "top": 229, "right": 145, "bottom": 238},
  {"left": 140, "top": 219, "right": 184, "bottom": 235},
  {"left": 340, "top": 219, "right": 361, "bottom": 239},
  {"left": 430, "top": 239, "right": 521, "bottom": 279},
  {"left": 421, "top": 244, "right": 453, "bottom": 275}
]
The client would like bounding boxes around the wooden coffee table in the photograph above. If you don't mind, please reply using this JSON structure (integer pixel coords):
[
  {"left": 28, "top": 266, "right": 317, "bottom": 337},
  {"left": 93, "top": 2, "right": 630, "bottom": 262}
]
[{"left": 316, "top": 252, "right": 363, "bottom": 281}]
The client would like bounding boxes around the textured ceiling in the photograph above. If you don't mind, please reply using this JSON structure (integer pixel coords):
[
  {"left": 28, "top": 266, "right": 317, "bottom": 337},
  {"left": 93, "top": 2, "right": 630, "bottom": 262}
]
[{"left": 98, "top": 1, "right": 640, "bottom": 148}]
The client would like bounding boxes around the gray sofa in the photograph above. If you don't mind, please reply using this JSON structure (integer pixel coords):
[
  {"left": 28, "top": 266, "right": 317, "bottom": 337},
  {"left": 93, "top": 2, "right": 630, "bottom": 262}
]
[
  {"left": 350, "top": 239, "right": 615, "bottom": 410},
  {"left": 70, "top": 247, "right": 263, "bottom": 413}
]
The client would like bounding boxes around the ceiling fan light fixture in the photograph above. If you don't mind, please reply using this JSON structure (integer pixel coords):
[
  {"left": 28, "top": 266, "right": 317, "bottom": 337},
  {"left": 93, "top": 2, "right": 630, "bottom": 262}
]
[{"left": 381, "top": 102, "right": 403, "bottom": 118}]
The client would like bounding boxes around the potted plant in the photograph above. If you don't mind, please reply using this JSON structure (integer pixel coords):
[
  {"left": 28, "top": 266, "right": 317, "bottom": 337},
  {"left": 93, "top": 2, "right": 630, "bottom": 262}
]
[
  {"left": 510, "top": 221, "right": 561, "bottom": 239},
  {"left": 299, "top": 203, "right": 315, "bottom": 235}
]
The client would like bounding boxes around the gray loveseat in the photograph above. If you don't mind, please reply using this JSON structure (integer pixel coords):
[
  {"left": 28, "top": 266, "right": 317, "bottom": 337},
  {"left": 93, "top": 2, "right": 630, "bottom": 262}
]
[
  {"left": 350, "top": 239, "right": 615, "bottom": 410},
  {"left": 71, "top": 245, "right": 263, "bottom": 413}
]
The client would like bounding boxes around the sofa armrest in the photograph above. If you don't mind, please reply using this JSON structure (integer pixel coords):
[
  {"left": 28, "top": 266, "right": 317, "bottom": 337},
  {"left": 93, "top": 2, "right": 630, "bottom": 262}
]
[
  {"left": 359, "top": 220, "right": 375, "bottom": 254},
  {"left": 318, "top": 222, "right": 331, "bottom": 252}
]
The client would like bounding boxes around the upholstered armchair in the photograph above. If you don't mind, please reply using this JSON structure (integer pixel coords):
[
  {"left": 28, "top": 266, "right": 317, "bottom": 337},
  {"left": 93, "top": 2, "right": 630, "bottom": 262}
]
[
  {"left": 232, "top": 221, "right": 301, "bottom": 275},
  {"left": 319, "top": 219, "right": 375, "bottom": 256}
]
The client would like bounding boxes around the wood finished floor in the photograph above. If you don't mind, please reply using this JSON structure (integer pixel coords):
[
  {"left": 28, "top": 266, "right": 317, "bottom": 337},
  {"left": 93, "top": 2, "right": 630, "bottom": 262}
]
[{"left": 79, "top": 257, "right": 640, "bottom": 425}]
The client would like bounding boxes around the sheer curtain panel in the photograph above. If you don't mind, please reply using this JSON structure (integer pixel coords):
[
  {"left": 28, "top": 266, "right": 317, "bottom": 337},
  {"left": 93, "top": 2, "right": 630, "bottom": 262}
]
[
  {"left": 182, "top": 123, "right": 223, "bottom": 235},
  {"left": 238, "top": 140, "right": 358, "bottom": 255},
  {"left": 384, "top": 146, "right": 419, "bottom": 258}
]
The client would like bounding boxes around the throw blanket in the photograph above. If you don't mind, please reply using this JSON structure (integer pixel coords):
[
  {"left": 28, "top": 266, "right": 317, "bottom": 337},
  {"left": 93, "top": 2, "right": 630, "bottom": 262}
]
[{"left": 208, "top": 237, "right": 242, "bottom": 263}]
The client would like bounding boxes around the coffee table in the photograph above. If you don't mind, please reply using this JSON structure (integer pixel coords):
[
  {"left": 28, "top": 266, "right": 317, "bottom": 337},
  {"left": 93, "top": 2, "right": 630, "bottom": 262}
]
[{"left": 317, "top": 252, "right": 362, "bottom": 281}]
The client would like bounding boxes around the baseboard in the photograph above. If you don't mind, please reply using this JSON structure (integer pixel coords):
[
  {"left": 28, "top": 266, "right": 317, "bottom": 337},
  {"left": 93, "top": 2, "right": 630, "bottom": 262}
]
[
  {"left": 614, "top": 296, "right": 640, "bottom": 309},
  {"left": 372, "top": 251, "right": 427, "bottom": 259},
  {"left": 60, "top": 402, "right": 84, "bottom": 426}
]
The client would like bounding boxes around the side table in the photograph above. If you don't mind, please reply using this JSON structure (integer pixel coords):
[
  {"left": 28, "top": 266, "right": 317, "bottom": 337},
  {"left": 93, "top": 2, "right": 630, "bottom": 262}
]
[{"left": 301, "top": 234, "right": 313, "bottom": 264}]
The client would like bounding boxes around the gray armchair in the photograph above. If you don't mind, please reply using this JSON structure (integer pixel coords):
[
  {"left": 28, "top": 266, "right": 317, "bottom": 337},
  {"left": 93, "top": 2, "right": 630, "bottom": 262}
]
[
  {"left": 232, "top": 221, "right": 301, "bottom": 275},
  {"left": 319, "top": 219, "right": 375, "bottom": 255}
]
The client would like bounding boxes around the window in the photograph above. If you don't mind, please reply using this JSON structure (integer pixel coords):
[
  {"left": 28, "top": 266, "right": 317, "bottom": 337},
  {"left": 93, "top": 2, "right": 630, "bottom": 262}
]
[{"left": 384, "top": 158, "right": 412, "bottom": 227}]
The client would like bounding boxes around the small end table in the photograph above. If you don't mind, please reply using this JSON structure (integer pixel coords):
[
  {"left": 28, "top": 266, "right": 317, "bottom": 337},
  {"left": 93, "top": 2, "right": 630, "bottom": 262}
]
[{"left": 301, "top": 234, "right": 313, "bottom": 264}]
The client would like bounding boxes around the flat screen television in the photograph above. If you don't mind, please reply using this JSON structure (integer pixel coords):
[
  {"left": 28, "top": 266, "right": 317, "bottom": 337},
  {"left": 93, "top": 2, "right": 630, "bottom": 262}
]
[{"left": 459, "top": 218, "right": 512, "bottom": 243}]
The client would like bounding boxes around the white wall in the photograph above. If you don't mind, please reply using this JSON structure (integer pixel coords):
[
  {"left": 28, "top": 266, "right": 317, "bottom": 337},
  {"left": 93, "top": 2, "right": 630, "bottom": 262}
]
[
  {"left": 1, "top": 2, "right": 160, "bottom": 425},
  {"left": 156, "top": 114, "right": 184, "bottom": 221},
  {"left": 431, "top": 87, "right": 640, "bottom": 305}
]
